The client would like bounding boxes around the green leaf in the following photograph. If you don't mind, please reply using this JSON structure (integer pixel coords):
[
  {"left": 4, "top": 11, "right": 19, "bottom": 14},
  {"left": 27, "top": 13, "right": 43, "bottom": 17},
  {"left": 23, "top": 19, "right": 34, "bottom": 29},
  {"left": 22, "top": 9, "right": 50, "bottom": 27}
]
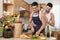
[{"left": 32, "top": 35, "right": 39, "bottom": 39}]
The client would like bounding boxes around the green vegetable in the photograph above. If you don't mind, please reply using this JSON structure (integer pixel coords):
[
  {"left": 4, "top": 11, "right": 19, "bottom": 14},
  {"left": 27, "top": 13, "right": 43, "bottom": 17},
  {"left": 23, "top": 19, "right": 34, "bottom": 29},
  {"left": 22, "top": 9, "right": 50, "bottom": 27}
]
[
  {"left": 0, "top": 27, "right": 4, "bottom": 32},
  {"left": 12, "top": 17, "right": 16, "bottom": 23},
  {"left": 32, "top": 35, "right": 39, "bottom": 39}
]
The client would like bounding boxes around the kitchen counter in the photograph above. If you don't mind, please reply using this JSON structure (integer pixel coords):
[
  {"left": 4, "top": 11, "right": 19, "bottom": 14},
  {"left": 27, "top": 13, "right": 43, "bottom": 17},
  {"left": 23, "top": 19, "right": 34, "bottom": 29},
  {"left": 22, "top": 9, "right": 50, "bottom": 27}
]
[{"left": 0, "top": 37, "right": 56, "bottom": 40}]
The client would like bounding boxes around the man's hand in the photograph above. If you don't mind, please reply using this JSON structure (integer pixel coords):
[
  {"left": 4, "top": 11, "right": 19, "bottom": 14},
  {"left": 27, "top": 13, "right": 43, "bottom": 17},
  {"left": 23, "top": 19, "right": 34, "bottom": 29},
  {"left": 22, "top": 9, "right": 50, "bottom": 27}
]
[
  {"left": 33, "top": 24, "right": 36, "bottom": 27},
  {"left": 31, "top": 27, "right": 34, "bottom": 32},
  {"left": 35, "top": 31, "right": 40, "bottom": 36}
]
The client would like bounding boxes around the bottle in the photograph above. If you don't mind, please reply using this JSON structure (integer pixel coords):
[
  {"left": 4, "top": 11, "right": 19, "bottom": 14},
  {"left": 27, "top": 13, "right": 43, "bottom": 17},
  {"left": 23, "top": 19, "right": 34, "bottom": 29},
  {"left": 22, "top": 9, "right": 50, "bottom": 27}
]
[{"left": 47, "top": 26, "right": 50, "bottom": 37}]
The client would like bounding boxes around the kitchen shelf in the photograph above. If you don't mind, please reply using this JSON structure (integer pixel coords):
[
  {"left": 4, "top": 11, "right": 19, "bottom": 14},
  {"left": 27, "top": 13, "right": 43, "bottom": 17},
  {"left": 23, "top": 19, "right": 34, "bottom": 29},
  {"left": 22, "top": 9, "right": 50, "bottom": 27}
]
[
  {"left": 3, "top": 3, "right": 13, "bottom": 5},
  {"left": 3, "top": 0, "right": 14, "bottom": 15}
]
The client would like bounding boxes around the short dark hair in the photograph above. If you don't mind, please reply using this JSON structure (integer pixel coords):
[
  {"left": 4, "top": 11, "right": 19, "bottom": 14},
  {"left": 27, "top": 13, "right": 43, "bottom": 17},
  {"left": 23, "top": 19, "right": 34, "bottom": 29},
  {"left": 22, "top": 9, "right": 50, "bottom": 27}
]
[
  {"left": 31, "top": 2, "right": 38, "bottom": 7},
  {"left": 47, "top": 3, "right": 53, "bottom": 8}
]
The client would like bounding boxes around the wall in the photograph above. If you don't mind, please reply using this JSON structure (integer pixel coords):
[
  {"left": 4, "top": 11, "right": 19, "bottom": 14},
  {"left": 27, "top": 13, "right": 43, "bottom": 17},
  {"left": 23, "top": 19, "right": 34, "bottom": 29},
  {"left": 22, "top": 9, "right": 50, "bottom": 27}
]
[
  {"left": 49, "top": 0, "right": 60, "bottom": 29},
  {"left": 51, "top": 5, "right": 60, "bottom": 29},
  {"left": 0, "top": 0, "right": 3, "bottom": 16}
]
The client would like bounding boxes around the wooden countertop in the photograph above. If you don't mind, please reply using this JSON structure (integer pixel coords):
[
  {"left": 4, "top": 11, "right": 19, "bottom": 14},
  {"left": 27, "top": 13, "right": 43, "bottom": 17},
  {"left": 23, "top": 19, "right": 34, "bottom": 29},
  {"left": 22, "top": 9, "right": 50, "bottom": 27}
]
[{"left": 0, "top": 38, "right": 56, "bottom": 40}]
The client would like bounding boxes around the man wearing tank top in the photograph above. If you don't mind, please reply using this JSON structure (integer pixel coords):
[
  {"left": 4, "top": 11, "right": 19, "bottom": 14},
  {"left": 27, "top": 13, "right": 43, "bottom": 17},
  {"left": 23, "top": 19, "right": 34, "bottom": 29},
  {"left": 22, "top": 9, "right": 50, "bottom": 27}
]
[
  {"left": 43, "top": 3, "right": 55, "bottom": 31},
  {"left": 29, "top": 2, "right": 47, "bottom": 36}
]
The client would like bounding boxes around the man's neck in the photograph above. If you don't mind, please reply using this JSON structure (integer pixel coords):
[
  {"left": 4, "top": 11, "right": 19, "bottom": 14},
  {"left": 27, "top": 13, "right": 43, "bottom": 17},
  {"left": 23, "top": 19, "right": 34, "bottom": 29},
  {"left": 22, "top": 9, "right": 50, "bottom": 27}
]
[
  {"left": 34, "top": 10, "right": 38, "bottom": 15},
  {"left": 45, "top": 10, "right": 50, "bottom": 14}
]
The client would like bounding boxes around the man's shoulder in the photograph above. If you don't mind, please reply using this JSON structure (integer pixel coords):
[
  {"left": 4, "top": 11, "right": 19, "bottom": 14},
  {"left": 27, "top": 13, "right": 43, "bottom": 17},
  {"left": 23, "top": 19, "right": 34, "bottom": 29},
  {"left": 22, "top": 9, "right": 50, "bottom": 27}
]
[
  {"left": 41, "top": 11, "right": 45, "bottom": 16},
  {"left": 41, "top": 13, "right": 46, "bottom": 18},
  {"left": 50, "top": 12, "right": 54, "bottom": 16}
]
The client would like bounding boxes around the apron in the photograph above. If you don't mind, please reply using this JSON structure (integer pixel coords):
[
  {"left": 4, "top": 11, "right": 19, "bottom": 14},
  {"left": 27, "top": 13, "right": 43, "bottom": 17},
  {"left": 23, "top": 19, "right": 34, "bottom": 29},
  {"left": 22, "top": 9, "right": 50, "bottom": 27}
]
[{"left": 32, "top": 11, "right": 45, "bottom": 35}]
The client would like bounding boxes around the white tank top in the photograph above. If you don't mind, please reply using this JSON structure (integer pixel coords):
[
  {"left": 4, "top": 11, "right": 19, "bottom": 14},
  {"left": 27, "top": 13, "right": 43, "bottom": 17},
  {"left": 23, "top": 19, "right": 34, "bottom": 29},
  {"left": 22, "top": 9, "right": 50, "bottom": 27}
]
[
  {"left": 46, "top": 12, "right": 51, "bottom": 22},
  {"left": 45, "top": 11, "right": 54, "bottom": 31},
  {"left": 46, "top": 12, "right": 51, "bottom": 27}
]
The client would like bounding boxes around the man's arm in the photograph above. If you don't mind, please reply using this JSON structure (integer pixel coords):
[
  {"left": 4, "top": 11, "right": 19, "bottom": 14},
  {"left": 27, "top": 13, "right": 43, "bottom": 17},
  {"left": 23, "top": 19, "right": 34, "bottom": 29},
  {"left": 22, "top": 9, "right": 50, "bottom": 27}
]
[
  {"left": 48, "top": 13, "right": 55, "bottom": 26},
  {"left": 38, "top": 13, "right": 47, "bottom": 33},
  {"left": 28, "top": 13, "right": 34, "bottom": 32},
  {"left": 29, "top": 13, "right": 32, "bottom": 27},
  {"left": 36, "top": 13, "right": 47, "bottom": 35}
]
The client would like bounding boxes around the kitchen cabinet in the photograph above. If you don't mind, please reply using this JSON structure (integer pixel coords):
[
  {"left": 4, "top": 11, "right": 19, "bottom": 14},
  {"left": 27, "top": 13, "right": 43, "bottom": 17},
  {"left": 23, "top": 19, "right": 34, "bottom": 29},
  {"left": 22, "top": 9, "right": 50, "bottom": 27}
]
[
  {"left": 52, "top": 31, "right": 60, "bottom": 40},
  {"left": 20, "top": 11, "right": 30, "bottom": 18},
  {"left": 3, "top": 0, "right": 29, "bottom": 15},
  {"left": 24, "top": 12, "right": 30, "bottom": 18},
  {"left": 3, "top": 0, "right": 14, "bottom": 15},
  {"left": 14, "top": 0, "right": 29, "bottom": 14},
  {"left": 29, "top": 4, "right": 34, "bottom": 13},
  {"left": 40, "top": 3, "right": 46, "bottom": 9}
]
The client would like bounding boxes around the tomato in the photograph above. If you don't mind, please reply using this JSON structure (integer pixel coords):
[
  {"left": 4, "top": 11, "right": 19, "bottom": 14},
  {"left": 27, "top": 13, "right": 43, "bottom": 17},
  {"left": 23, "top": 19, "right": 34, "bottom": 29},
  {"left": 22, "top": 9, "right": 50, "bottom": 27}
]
[{"left": 9, "top": 24, "right": 15, "bottom": 28}]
